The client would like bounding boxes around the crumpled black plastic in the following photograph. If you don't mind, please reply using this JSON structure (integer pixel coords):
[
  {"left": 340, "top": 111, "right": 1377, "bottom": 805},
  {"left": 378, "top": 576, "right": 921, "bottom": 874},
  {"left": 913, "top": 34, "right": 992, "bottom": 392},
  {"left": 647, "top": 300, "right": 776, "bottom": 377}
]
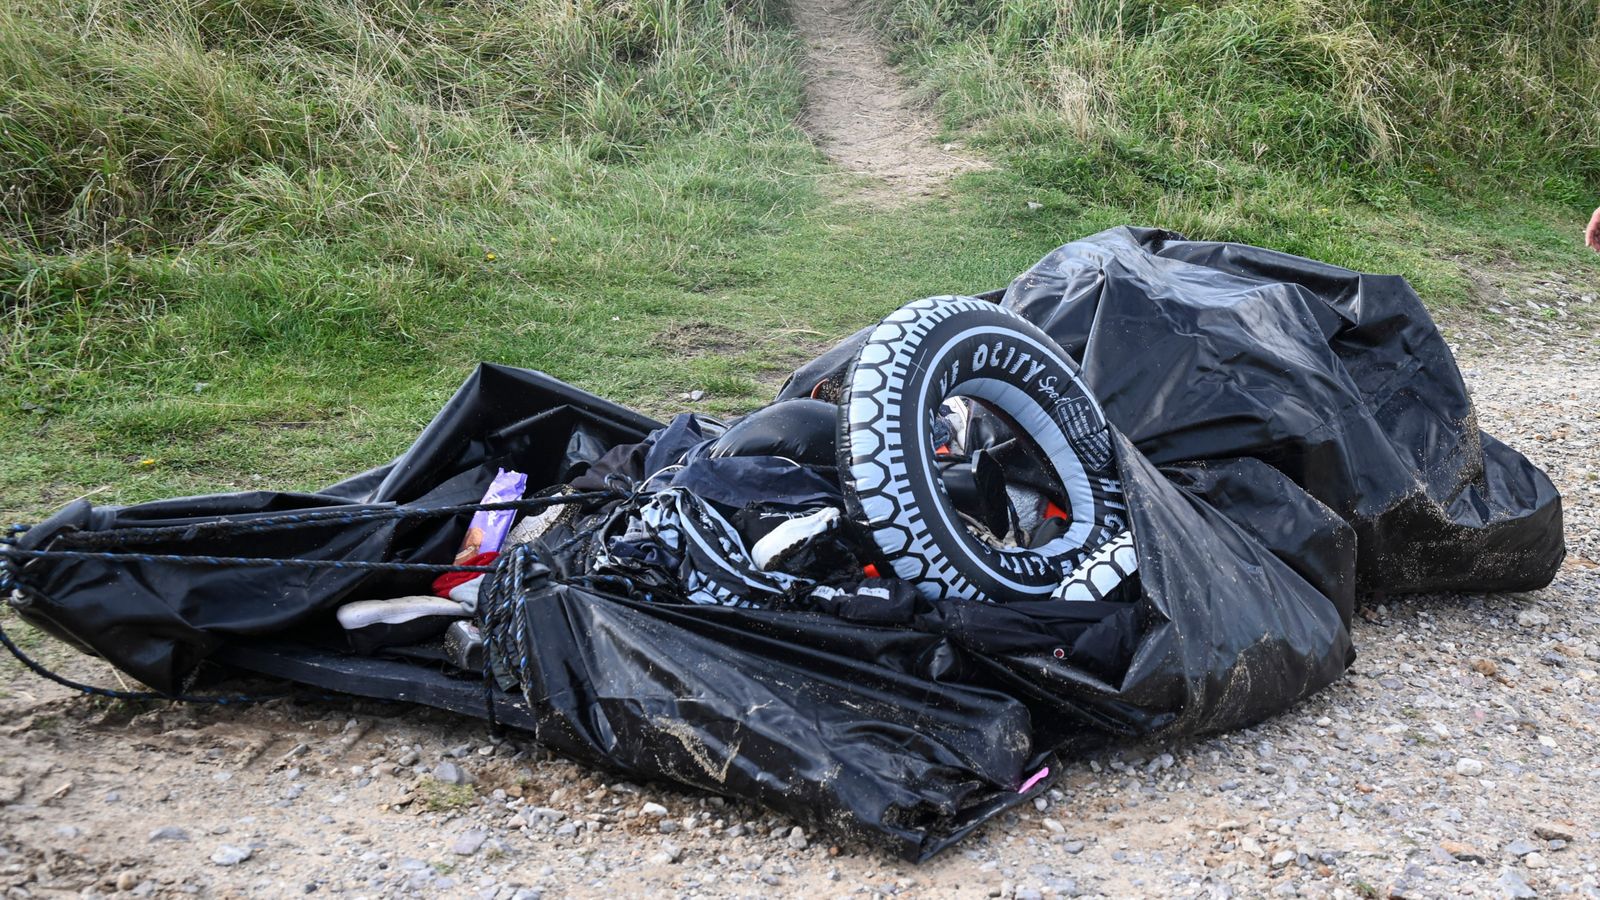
[{"left": 10, "top": 226, "right": 1563, "bottom": 860}]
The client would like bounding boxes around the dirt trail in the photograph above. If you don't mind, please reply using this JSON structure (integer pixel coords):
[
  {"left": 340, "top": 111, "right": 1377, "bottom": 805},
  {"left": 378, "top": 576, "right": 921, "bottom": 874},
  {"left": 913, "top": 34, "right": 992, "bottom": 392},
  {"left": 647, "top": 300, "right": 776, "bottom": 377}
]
[{"left": 791, "top": 0, "right": 985, "bottom": 203}]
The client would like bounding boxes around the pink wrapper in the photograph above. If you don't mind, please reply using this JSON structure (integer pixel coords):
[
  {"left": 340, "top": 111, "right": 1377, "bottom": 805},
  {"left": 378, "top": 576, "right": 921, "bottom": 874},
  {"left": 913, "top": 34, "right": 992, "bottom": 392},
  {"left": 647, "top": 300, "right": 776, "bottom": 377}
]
[
  {"left": 453, "top": 468, "right": 527, "bottom": 564},
  {"left": 1018, "top": 766, "right": 1050, "bottom": 793}
]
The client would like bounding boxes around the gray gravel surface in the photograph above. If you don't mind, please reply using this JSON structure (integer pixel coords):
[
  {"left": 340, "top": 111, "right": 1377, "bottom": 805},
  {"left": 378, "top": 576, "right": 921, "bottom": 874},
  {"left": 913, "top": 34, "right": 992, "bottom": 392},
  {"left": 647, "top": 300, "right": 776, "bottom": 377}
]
[{"left": 2, "top": 339, "right": 1598, "bottom": 899}]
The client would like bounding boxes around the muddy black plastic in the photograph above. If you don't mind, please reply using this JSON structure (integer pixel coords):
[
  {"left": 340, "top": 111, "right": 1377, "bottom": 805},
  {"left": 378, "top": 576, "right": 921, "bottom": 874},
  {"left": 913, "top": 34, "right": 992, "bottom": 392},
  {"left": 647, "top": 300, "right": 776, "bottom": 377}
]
[
  {"left": 8, "top": 228, "right": 1564, "bottom": 861},
  {"left": 707, "top": 397, "right": 839, "bottom": 467}
]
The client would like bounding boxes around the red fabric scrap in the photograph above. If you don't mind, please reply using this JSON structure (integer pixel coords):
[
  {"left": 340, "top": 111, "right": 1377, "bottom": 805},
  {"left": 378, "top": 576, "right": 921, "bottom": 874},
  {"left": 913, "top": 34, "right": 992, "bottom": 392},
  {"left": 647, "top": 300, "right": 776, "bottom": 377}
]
[{"left": 432, "top": 551, "right": 499, "bottom": 598}]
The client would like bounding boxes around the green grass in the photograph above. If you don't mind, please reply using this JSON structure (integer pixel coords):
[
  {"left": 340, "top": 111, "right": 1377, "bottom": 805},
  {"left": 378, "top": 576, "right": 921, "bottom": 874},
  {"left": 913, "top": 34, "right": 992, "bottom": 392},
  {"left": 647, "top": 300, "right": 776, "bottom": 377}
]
[
  {"left": 869, "top": 0, "right": 1600, "bottom": 312},
  {"left": 2, "top": 0, "right": 1598, "bottom": 523},
  {"left": 1, "top": 0, "right": 819, "bottom": 514},
  {"left": 876, "top": 0, "right": 1600, "bottom": 200},
  {"left": 413, "top": 777, "right": 476, "bottom": 812}
]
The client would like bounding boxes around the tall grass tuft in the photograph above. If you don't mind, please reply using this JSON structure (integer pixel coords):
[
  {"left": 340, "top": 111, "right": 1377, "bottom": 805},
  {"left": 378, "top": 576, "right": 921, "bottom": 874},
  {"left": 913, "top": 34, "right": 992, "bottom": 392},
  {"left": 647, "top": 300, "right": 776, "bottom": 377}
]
[
  {"left": 0, "top": 0, "right": 792, "bottom": 251},
  {"left": 1, "top": 0, "right": 808, "bottom": 403},
  {"left": 877, "top": 0, "right": 1600, "bottom": 203}
]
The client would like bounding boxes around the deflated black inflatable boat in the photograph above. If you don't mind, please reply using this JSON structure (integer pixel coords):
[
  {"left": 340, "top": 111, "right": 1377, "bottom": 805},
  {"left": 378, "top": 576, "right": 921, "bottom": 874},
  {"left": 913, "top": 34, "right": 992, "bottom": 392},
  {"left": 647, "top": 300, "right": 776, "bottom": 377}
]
[{"left": 2, "top": 227, "right": 1564, "bottom": 860}]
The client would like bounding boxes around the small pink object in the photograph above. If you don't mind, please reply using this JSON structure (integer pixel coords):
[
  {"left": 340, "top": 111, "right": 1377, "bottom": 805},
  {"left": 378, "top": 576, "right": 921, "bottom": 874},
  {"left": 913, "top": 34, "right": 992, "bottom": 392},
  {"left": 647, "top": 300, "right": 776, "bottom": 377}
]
[{"left": 1018, "top": 766, "right": 1050, "bottom": 794}]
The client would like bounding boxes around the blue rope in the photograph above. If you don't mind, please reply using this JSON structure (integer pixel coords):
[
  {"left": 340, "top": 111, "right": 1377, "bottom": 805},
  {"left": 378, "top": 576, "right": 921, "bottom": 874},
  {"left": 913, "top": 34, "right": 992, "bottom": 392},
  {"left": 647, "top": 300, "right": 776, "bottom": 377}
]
[
  {"left": 0, "top": 491, "right": 624, "bottom": 574},
  {"left": 0, "top": 524, "right": 305, "bottom": 704},
  {"left": 1, "top": 548, "right": 498, "bottom": 573},
  {"left": 56, "top": 490, "right": 620, "bottom": 548},
  {"left": 1, "top": 523, "right": 31, "bottom": 594}
]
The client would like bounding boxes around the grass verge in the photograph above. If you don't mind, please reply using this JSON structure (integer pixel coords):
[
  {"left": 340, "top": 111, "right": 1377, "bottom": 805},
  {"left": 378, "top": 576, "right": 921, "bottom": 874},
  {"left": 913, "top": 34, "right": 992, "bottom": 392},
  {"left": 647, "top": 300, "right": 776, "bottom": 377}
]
[{"left": 2, "top": 0, "right": 1598, "bottom": 526}]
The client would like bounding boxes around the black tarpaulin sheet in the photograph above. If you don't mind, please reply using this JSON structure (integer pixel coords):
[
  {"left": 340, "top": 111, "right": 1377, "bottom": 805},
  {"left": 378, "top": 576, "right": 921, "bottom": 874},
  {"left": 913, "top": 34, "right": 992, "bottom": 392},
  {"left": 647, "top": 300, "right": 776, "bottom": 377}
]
[
  {"left": 12, "top": 366, "right": 661, "bottom": 690},
  {"left": 8, "top": 226, "right": 1563, "bottom": 860}
]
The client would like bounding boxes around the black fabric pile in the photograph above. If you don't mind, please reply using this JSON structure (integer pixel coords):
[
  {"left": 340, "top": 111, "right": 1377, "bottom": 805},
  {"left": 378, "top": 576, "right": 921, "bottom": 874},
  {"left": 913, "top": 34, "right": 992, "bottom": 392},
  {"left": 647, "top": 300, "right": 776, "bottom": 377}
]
[{"left": 9, "top": 227, "right": 1563, "bottom": 860}]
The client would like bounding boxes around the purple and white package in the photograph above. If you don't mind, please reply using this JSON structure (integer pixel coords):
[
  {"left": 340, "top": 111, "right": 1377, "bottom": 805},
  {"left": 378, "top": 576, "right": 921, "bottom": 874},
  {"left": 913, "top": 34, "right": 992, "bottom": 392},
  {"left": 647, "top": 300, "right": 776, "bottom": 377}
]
[{"left": 452, "top": 468, "right": 527, "bottom": 564}]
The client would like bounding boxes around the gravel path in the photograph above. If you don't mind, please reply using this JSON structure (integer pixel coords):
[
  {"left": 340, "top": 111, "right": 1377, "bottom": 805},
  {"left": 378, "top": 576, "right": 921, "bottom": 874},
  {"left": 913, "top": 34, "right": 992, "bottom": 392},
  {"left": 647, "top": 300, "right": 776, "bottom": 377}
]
[
  {"left": 791, "top": 0, "right": 985, "bottom": 204},
  {"left": 2, "top": 345, "right": 1598, "bottom": 899}
]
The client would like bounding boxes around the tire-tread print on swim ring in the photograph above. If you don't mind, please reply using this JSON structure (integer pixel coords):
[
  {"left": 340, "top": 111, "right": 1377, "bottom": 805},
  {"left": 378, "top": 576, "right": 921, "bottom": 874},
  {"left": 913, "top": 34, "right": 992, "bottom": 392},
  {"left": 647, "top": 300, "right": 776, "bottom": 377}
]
[{"left": 838, "top": 296, "right": 1128, "bottom": 602}]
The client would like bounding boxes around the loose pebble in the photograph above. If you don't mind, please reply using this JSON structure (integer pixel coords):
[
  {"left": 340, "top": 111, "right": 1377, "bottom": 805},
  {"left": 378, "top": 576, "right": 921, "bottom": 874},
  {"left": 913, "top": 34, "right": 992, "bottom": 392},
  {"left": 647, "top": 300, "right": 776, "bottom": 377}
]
[
  {"left": 432, "top": 762, "right": 470, "bottom": 785},
  {"left": 209, "top": 845, "right": 253, "bottom": 866},
  {"left": 452, "top": 830, "right": 488, "bottom": 856}
]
